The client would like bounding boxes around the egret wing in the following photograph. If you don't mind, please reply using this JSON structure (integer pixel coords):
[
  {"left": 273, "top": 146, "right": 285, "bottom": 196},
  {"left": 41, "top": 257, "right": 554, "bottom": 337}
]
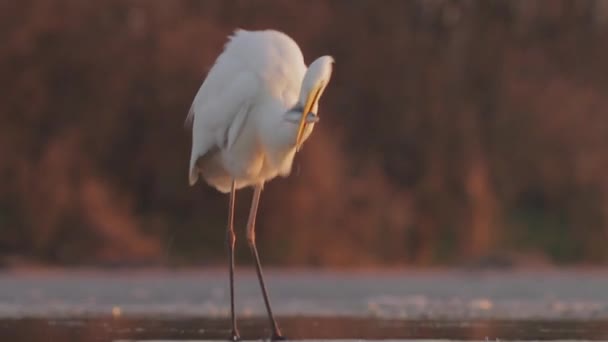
[{"left": 187, "top": 61, "right": 259, "bottom": 185}]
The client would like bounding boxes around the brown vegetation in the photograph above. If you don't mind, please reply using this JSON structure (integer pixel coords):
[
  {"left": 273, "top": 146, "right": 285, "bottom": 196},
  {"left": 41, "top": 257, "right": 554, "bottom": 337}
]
[{"left": 1, "top": 0, "right": 608, "bottom": 267}]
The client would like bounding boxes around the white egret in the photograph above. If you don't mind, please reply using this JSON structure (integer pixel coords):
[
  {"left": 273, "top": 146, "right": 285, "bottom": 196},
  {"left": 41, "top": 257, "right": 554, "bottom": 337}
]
[{"left": 186, "top": 29, "right": 333, "bottom": 340}]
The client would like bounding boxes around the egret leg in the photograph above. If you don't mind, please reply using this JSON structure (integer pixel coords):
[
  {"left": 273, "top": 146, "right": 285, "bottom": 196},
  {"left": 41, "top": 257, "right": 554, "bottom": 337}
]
[
  {"left": 227, "top": 180, "right": 240, "bottom": 341},
  {"left": 246, "top": 184, "right": 284, "bottom": 340}
]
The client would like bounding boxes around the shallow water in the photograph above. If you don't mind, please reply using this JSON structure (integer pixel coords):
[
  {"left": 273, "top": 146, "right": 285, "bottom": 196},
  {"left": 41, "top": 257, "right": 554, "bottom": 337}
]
[
  {"left": 2, "top": 317, "right": 608, "bottom": 341},
  {"left": 2, "top": 270, "right": 608, "bottom": 320},
  {"left": 2, "top": 269, "right": 608, "bottom": 341}
]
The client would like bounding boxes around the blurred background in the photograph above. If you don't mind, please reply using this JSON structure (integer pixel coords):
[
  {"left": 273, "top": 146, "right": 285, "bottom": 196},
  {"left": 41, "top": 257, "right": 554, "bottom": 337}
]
[{"left": 2, "top": 0, "right": 608, "bottom": 269}]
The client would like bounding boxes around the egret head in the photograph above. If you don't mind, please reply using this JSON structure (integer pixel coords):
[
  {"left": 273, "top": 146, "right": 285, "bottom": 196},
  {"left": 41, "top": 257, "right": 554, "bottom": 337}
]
[{"left": 295, "top": 55, "right": 334, "bottom": 149}]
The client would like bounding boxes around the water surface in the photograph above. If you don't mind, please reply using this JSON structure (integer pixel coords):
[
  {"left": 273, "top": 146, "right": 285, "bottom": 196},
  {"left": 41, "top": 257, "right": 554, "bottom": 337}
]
[
  {"left": 2, "top": 317, "right": 608, "bottom": 341},
  {"left": 2, "top": 269, "right": 608, "bottom": 341}
]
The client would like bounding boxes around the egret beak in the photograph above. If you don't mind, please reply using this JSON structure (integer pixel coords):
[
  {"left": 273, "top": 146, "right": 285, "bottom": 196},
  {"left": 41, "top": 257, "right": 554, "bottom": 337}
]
[{"left": 295, "top": 83, "right": 324, "bottom": 150}]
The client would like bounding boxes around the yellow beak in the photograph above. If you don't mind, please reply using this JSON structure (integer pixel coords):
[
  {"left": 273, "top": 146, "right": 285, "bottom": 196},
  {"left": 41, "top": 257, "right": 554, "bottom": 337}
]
[{"left": 295, "top": 83, "right": 324, "bottom": 150}]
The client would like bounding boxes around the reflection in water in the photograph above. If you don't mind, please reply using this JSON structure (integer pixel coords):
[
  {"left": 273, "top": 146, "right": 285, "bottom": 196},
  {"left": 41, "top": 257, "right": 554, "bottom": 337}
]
[{"left": 1, "top": 317, "right": 608, "bottom": 341}]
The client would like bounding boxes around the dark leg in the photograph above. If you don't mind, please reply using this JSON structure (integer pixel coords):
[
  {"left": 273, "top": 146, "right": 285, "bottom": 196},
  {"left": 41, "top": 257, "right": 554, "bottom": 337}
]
[
  {"left": 227, "top": 180, "right": 239, "bottom": 341},
  {"left": 246, "top": 184, "right": 285, "bottom": 340}
]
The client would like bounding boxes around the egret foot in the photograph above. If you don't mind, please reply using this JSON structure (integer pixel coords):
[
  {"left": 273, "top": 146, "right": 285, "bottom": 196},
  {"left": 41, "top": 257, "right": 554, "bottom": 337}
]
[
  {"left": 271, "top": 332, "right": 287, "bottom": 341},
  {"left": 230, "top": 330, "right": 241, "bottom": 341}
]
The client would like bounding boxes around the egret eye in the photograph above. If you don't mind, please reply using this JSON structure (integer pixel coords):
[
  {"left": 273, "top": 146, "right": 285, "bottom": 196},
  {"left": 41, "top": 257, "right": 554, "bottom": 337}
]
[{"left": 305, "top": 112, "right": 319, "bottom": 123}]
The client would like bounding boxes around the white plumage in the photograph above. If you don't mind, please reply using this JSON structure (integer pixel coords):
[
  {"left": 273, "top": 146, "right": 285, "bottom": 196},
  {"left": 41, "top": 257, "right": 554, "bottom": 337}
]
[
  {"left": 185, "top": 29, "right": 333, "bottom": 341},
  {"left": 187, "top": 29, "right": 333, "bottom": 193}
]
